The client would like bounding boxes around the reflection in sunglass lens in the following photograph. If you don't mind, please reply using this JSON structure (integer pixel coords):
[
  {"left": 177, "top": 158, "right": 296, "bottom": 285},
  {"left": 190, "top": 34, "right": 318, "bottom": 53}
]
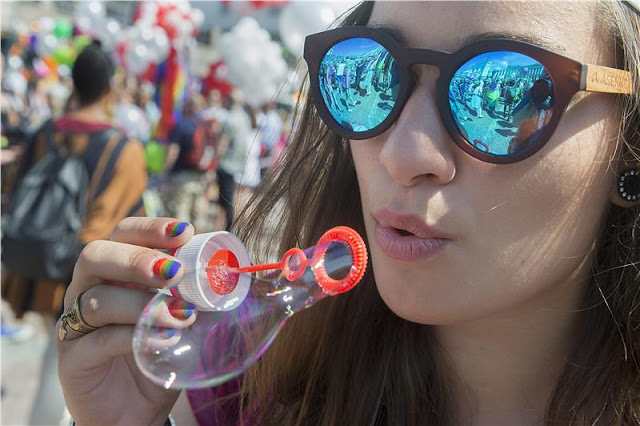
[
  {"left": 319, "top": 38, "right": 399, "bottom": 133},
  {"left": 449, "top": 51, "right": 553, "bottom": 156}
]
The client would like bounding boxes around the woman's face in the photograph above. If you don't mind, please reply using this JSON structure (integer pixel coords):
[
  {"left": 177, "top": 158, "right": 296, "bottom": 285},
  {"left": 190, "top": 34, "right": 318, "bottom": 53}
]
[{"left": 351, "top": 1, "right": 620, "bottom": 324}]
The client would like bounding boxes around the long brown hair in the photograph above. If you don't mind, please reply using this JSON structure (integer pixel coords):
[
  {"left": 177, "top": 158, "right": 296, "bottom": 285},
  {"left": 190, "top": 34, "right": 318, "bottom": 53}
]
[
  {"left": 232, "top": 2, "right": 640, "bottom": 424},
  {"left": 546, "top": 2, "right": 640, "bottom": 424}
]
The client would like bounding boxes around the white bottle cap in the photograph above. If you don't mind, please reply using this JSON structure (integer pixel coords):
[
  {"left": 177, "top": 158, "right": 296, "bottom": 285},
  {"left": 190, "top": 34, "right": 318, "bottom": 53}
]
[{"left": 173, "top": 231, "right": 251, "bottom": 311}]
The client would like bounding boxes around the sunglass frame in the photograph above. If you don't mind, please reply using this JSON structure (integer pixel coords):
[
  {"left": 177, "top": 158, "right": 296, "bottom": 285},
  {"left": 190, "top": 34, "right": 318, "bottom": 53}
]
[{"left": 304, "top": 26, "right": 587, "bottom": 164}]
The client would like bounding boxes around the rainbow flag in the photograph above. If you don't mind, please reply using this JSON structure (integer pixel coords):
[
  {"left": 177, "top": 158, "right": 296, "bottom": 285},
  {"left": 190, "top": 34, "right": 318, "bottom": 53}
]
[{"left": 156, "top": 49, "right": 188, "bottom": 140}]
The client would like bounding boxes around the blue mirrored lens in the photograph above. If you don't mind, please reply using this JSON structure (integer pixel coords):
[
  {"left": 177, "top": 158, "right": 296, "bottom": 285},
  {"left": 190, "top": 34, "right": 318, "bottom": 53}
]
[
  {"left": 449, "top": 51, "right": 553, "bottom": 156},
  {"left": 319, "top": 38, "right": 399, "bottom": 133}
]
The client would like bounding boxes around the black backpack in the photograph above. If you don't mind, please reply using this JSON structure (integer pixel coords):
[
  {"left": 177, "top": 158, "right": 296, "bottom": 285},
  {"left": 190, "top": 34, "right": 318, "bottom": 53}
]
[{"left": 1, "top": 124, "right": 120, "bottom": 282}]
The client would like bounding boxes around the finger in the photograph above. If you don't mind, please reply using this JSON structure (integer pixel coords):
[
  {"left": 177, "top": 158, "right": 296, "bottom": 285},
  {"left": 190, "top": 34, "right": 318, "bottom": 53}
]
[
  {"left": 57, "top": 324, "right": 137, "bottom": 369},
  {"left": 80, "top": 285, "right": 197, "bottom": 329},
  {"left": 66, "top": 240, "right": 183, "bottom": 307},
  {"left": 110, "top": 217, "right": 194, "bottom": 249},
  {"left": 57, "top": 323, "right": 190, "bottom": 374},
  {"left": 58, "top": 286, "right": 197, "bottom": 342}
]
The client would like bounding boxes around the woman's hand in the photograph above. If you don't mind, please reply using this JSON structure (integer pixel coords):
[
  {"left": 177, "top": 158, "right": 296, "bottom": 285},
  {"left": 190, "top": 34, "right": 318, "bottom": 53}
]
[{"left": 57, "top": 217, "right": 194, "bottom": 426}]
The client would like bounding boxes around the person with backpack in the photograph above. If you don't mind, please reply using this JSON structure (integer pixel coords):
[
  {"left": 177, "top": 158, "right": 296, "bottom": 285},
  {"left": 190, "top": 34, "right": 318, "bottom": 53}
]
[{"left": 1, "top": 41, "right": 147, "bottom": 426}]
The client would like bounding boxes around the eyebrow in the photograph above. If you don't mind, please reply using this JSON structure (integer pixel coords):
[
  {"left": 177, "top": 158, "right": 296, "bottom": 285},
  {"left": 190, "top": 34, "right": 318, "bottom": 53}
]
[{"left": 367, "top": 23, "right": 567, "bottom": 55}]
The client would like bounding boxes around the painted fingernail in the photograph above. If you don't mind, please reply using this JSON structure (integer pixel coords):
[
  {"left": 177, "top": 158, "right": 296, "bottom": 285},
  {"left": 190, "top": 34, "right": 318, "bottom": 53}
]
[
  {"left": 166, "top": 221, "right": 189, "bottom": 237},
  {"left": 153, "top": 258, "right": 181, "bottom": 280},
  {"left": 168, "top": 299, "right": 195, "bottom": 320},
  {"left": 165, "top": 328, "right": 176, "bottom": 338}
]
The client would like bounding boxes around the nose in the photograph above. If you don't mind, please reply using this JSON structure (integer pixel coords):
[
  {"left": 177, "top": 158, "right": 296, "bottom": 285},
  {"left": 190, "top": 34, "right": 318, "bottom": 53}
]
[{"left": 379, "top": 71, "right": 456, "bottom": 187}]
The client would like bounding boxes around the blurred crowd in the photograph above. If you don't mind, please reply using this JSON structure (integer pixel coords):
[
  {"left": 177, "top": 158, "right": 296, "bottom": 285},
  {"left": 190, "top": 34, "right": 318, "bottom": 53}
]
[
  {"left": 1, "top": 59, "right": 293, "bottom": 232},
  {"left": 0, "top": 2, "right": 356, "bottom": 424},
  {"left": 0, "top": 36, "right": 293, "bottom": 426}
]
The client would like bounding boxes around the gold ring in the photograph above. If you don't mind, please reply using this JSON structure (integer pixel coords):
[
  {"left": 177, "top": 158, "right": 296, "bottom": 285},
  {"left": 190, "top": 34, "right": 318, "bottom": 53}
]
[{"left": 59, "top": 292, "right": 98, "bottom": 341}]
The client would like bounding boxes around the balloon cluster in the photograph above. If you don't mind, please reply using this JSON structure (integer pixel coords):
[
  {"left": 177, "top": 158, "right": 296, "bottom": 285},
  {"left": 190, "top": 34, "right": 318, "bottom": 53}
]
[
  {"left": 220, "top": 0, "right": 289, "bottom": 17},
  {"left": 278, "top": 2, "right": 359, "bottom": 57},
  {"left": 218, "top": 17, "right": 288, "bottom": 107},
  {"left": 117, "top": 2, "right": 204, "bottom": 76},
  {"left": 74, "top": 1, "right": 121, "bottom": 52},
  {"left": 9, "top": 15, "right": 81, "bottom": 84}
]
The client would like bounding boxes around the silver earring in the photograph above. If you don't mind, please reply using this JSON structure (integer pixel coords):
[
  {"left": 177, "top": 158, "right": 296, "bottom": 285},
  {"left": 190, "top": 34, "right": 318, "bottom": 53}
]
[{"left": 618, "top": 170, "right": 640, "bottom": 201}]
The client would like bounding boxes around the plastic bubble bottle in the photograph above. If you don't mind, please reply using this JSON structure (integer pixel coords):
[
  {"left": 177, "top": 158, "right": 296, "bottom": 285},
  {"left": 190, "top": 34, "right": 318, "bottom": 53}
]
[{"left": 132, "top": 226, "right": 368, "bottom": 389}]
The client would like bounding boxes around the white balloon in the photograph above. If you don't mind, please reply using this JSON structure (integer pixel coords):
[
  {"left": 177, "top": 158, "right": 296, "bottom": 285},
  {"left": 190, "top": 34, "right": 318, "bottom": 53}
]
[
  {"left": 140, "top": 2, "right": 159, "bottom": 23},
  {"left": 123, "top": 26, "right": 141, "bottom": 42},
  {"left": 75, "top": 16, "right": 92, "bottom": 36},
  {"left": 36, "top": 33, "right": 59, "bottom": 57},
  {"left": 133, "top": 23, "right": 158, "bottom": 62},
  {"left": 114, "top": 104, "right": 151, "bottom": 143},
  {"left": 191, "top": 9, "right": 205, "bottom": 29},
  {"left": 99, "top": 18, "right": 121, "bottom": 52},
  {"left": 3, "top": 71, "right": 28, "bottom": 96},
  {"left": 139, "top": 24, "right": 155, "bottom": 44},
  {"left": 38, "top": 17, "right": 56, "bottom": 34},
  {"left": 278, "top": 3, "right": 340, "bottom": 57},
  {"left": 218, "top": 17, "right": 289, "bottom": 106},
  {"left": 176, "top": 2, "right": 191, "bottom": 14},
  {"left": 165, "top": 10, "right": 183, "bottom": 32},
  {"left": 136, "top": 16, "right": 156, "bottom": 31},
  {"left": 124, "top": 42, "right": 151, "bottom": 75},
  {"left": 8, "top": 56, "right": 23, "bottom": 71},
  {"left": 87, "top": 1, "right": 105, "bottom": 17},
  {"left": 74, "top": 1, "right": 106, "bottom": 36},
  {"left": 151, "top": 27, "right": 170, "bottom": 63},
  {"left": 172, "top": 35, "right": 187, "bottom": 51},
  {"left": 177, "top": 20, "right": 194, "bottom": 38},
  {"left": 57, "top": 64, "right": 72, "bottom": 78}
]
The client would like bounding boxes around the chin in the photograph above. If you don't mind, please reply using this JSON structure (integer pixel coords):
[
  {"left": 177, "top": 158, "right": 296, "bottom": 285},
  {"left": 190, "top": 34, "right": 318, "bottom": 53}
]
[
  {"left": 373, "top": 268, "right": 498, "bottom": 325},
  {"left": 374, "top": 275, "right": 456, "bottom": 325}
]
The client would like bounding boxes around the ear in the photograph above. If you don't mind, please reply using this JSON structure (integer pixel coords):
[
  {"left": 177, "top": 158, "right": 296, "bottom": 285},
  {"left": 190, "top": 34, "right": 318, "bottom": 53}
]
[{"left": 610, "top": 168, "right": 640, "bottom": 208}]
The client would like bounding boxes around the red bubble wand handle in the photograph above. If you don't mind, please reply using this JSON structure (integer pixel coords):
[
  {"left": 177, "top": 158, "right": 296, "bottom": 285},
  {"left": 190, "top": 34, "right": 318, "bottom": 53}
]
[{"left": 206, "top": 226, "right": 367, "bottom": 296}]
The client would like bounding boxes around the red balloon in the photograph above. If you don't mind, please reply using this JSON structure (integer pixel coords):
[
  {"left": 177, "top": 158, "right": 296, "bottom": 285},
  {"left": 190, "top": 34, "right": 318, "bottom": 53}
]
[
  {"left": 263, "top": 0, "right": 289, "bottom": 8},
  {"left": 202, "top": 60, "right": 233, "bottom": 99},
  {"left": 249, "top": 0, "right": 267, "bottom": 9}
]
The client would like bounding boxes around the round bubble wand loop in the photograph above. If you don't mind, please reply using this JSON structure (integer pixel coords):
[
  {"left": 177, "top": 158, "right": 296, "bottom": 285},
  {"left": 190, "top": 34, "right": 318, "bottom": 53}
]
[
  {"left": 133, "top": 226, "right": 368, "bottom": 390},
  {"left": 229, "top": 247, "right": 309, "bottom": 280}
]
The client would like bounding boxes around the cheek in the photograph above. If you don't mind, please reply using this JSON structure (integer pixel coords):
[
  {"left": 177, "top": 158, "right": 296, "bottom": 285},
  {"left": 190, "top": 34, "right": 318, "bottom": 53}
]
[
  {"left": 487, "top": 112, "right": 616, "bottom": 262},
  {"left": 350, "top": 139, "right": 383, "bottom": 200},
  {"left": 455, "top": 119, "right": 616, "bottom": 315}
]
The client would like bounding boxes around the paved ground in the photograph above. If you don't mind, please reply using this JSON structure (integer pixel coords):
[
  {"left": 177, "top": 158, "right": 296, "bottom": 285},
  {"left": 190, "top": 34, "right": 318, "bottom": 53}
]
[{"left": 1, "top": 308, "right": 67, "bottom": 426}]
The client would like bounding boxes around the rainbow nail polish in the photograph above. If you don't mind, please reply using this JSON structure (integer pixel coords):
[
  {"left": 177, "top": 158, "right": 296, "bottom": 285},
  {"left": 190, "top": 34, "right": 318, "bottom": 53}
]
[
  {"left": 168, "top": 299, "right": 195, "bottom": 320},
  {"left": 166, "top": 221, "right": 189, "bottom": 237},
  {"left": 153, "top": 258, "right": 181, "bottom": 280}
]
